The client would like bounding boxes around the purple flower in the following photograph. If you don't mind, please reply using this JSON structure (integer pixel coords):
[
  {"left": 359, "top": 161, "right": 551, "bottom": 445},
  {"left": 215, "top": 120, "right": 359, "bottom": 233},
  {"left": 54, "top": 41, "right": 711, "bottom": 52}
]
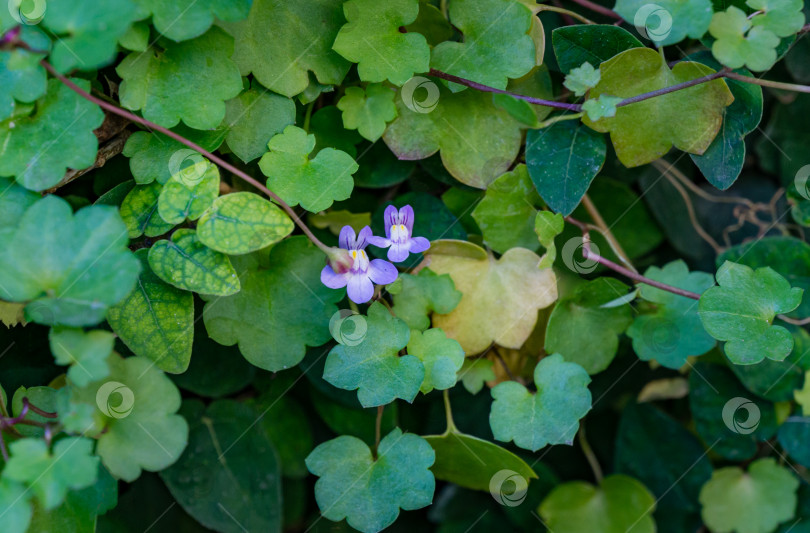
[
  {"left": 368, "top": 205, "right": 430, "bottom": 262},
  {"left": 321, "top": 226, "right": 398, "bottom": 304}
]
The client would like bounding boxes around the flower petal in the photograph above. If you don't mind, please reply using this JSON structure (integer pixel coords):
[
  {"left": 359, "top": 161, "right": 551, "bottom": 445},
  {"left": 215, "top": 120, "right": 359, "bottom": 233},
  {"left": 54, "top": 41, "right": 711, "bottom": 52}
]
[
  {"left": 367, "top": 235, "right": 391, "bottom": 248},
  {"left": 409, "top": 236, "right": 430, "bottom": 254},
  {"left": 347, "top": 274, "right": 374, "bottom": 304},
  {"left": 387, "top": 242, "right": 410, "bottom": 263},
  {"left": 356, "top": 226, "right": 374, "bottom": 249},
  {"left": 399, "top": 205, "right": 415, "bottom": 233},
  {"left": 368, "top": 259, "right": 399, "bottom": 285},
  {"left": 338, "top": 225, "right": 356, "bottom": 250},
  {"left": 383, "top": 204, "right": 398, "bottom": 238},
  {"left": 321, "top": 265, "right": 349, "bottom": 289}
]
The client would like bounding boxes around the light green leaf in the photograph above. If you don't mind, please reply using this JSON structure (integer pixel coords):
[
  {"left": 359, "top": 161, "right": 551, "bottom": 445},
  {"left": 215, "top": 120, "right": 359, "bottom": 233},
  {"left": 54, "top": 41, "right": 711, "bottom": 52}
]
[
  {"left": 324, "top": 302, "right": 424, "bottom": 407},
  {"left": 259, "top": 125, "right": 357, "bottom": 212},
  {"left": 223, "top": 0, "right": 351, "bottom": 97},
  {"left": 0, "top": 478, "right": 31, "bottom": 533},
  {"left": 0, "top": 47, "right": 46, "bottom": 121},
  {"left": 534, "top": 211, "right": 564, "bottom": 268},
  {"left": 564, "top": 61, "right": 600, "bottom": 96},
  {"left": 545, "top": 278, "right": 633, "bottom": 374},
  {"left": 407, "top": 328, "right": 465, "bottom": 393},
  {"left": 309, "top": 210, "right": 372, "bottom": 235},
  {"left": 389, "top": 268, "right": 462, "bottom": 331},
  {"left": 490, "top": 353, "right": 591, "bottom": 451},
  {"left": 157, "top": 160, "right": 219, "bottom": 224},
  {"left": 202, "top": 236, "right": 342, "bottom": 371},
  {"left": 458, "top": 358, "right": 496, "bottom": 394},
  {"left": 709, "top": 7, "right": 781, "bottom": 71},
  {"left": 333, "top": 0, "right": 430, "bottom": 85},
  {"left": 107, "top": 250, "right": 194, "bottom": 374},
  {"left": 748, "top": 0, "right": 806, "bottom": 38},
  {"left": 117, "top": 27, "right": 242, "bottom": 129},
  {"left": 49, "top": 328, "right": 114, "bottom": 387},
  {"left": 120, "top": 182, "right": 175, "bottom": 239},
  {"left": 224, "top": 80, "right": 296, "bottom": 163},
  {"left": 196, "top": 192, "right": 294, "bottom": 255},
  {"left": 628, "top": 260, "right": 716, "bottom": 369},
  {"left": 698, "top": 261, "right": 803, "bottom": 364},
  {"left": 614, "top": 0, "right": 713, "bottom": 46},
  {"left": 0, "top": 177, "right": 38, "bottom": 227},
  {"left": 0, "top": 195, "right": 140, "bottom": 327},
  {"left": 118, "top": 20, "right": 149, "bottom": 51},
  {"left": 699, "top": 458, "right": 799, "bottom": 533},
  {"left": 305, "top": 428, "right": 435, "bottom": 533},
  {"left": 582, "top": 94, "right": 623, "bottom": 120},
  {"left": 540, "top": 474, "right": 657, "bottom": 533},
  {"left": 426, "top": 241, "right": 558, "bottom": 354},
  {"left": 337, "top": 84, "right": 398, "bottom": 141},
  {"left": 0, "top": 79, "right": 103, "bottom": 191},
  {"left": 583, "top": 47, "right": 734, "bottom": 167},
  {"left": 148, "top": 229, "right": 239, "bottom": 296},
  {"left": 131, "top": 0, "right": 252, "bottom": 42}
]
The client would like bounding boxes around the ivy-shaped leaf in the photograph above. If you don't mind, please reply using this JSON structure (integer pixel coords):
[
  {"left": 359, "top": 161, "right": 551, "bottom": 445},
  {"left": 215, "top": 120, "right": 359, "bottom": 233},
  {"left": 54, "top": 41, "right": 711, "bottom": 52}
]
[
  {"left": 698, "top": 261, "right": 803, "bottom": 364},
  {"left": 0, "top": 46, "right": 46, "bottom": 121},
  {"left": 222, "top": 0, "right": 351, "bottom": 97},
  {"left": 258, "top": 125, "right": 358, "bottom": 212},
  {"left": 581, "top": 94, "right": 623, "bottom": 120},
  {"left": 147, "top": 229, "right": 240, "bottom": 296},
  {"left": 0, "top": 79, "right": 104, "bottom": 191},
  {"left": 407, "top": 328, "right": 465, "bottom": 393},
  {"left": 107, "top": 250, "right": 194, "bottom": 374},
  {"left": 49, "top": 327, "right": 114, "bottom": 387},
  {"left": 458, "top": 358, "right": 496, "bottom": 394},
  {"left": 196, "top": 192, "right": 294, "bottom": 255},
  {"left": 748, "top": 0, "right": 806, "bottom": 38},
  {"left": 157, "top": 160, "right": 219, "bottom": 224},
  {"left": 337, "top": 84, "right": 398, "bottom": 141},
  {"left": 224, "top": 80, "right": 296, "bottom": 163},
  {"left": 0, "top": 478, "right": 31, "bottom": 533},
  {"left": 563, "top": 61, "right": 600, "bottom": 96},
  {"left": 627, "top": 260, "right": 716, "bottom": 369},
  {"left": 431, "top": 0, "right": 538, "bottom": 90},
  {"left": 709, "top": 7, "right": 781, "bottom": 71},
  {"left": 305, "top": 428, "right": 435, "bottom": 533},
  {"left": 333, "top": 0, "right": 430, "bottom": 85},
  {"left": 324, "top": 302, "right": 424, "bottom": 407},
  {"left": 117, "top": 27, "right": 242, "bottom": 129},
  {"left": 202, "top": 236, "right": 342, "bottom": 371},
  {"left": 583, "top": 47, "right": 734, "bottom": 167},
  {"left": 131, "top": 0, "right": 252, "bottom": 42},
  {"left": 0, "top": 176, "right": 38, "bottom": 227},
  {"left": 0, "top": 196, "right": 140, "bottom": 327},
  {"left": 614, "top": 0, "right": 713, "bottom": 46},
  {"left": 388, "top": 268, "right": 462, "bottom": 331},
  {"left": 426, "top": 240, "right": 558, "bottom": 354},
  {"left": 120, "top": 182, "right": 175, "bottom": 239},
  {"left": 490, "top": 354, "right": 591, "bottom": 451},
  {"left": 535, "top": 211, "right": 564, "bottom": 268}
]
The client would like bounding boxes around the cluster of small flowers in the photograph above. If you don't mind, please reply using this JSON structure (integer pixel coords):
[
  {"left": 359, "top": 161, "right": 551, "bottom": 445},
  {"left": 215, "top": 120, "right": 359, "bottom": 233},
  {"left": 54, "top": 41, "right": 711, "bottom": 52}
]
[{"left": 321, "top": 205, "right": 429, "bottom": 304}]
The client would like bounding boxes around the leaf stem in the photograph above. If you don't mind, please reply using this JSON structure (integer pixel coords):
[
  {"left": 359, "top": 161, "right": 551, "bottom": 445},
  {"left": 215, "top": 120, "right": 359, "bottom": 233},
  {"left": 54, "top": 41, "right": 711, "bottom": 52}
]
[
  {"left": 442, "top": 389, "right": 458, "bottom": 434},
  {"left": 374, "top": 405, "right": 384, "bottom": 459},
  {"left": 25, "top": 398, "right": 57, "bottom": 419},
  {"left": 537, "top": 112, "right": 584, "bottom": 128},
  {"left": 578, "top": 425, "right": 603, "bottom": 484},
  {"left": 536, "top": 5, "right": 596, "bottom": 24},
  {"left": 565, "top": 0, "right": 622, "bottom": 19},
  {"left": 615, "top": 69, "right": 729, "bottom": 108},
  {"left": 581, "top": 194, "right": 637, "bottom": 273},
  {"left": 723, "top": 71, "right": 810, "bottom": 94}
]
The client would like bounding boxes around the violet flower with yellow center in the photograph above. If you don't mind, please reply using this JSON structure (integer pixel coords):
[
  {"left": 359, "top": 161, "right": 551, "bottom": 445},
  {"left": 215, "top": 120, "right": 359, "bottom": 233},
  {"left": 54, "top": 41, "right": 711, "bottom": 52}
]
[{"left": 368, "top": 205, "right": 430, "bottom": 262}]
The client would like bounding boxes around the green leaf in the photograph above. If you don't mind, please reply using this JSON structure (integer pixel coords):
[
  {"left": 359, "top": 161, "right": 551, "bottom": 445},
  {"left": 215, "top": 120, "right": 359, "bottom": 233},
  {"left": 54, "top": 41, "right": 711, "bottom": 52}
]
[
  {"left": 117, "top": 27, "right": 243, "bottom": 129},
  {"left": 42, "top": 0, "right": 138, "bottom": 72},
  {"left": 118, "top": 20, "right": 149, "bottom": 51},
  {"left": 458, "top": 358, "right": 496, "bottom": 394},
  {"left": 311, "top": 104, "right": 363, "bottom": 157},
  {"left": 309, "top": 209, "right": 371, "bottom": 235},
  {"left": 777, "top": 416, "right": 810, "bottom": 468},
  {"left": 407, "top": 328, "right": 465, "bottom": 393},
  {"left": 131, "top": 0, "right": 252, "bottom": 42},
  {"left": 0, "top": 47, "right": 46, "bottom": 121},
  {"left": 490, "top": 353, "right": 591, "bottom": 451},
  {"left": 324, "top": 302, "right": 424, "bottom": 407},
  {"left": 161, "top": 400, "right": 282, "bottom": 533},
  {"left": 551, "top": 24, "right": 643, "bottom": 73},
  {"left": 70, "top": 353, "right": 189, "bottom": 482},
  {"left": 389, "top": 268, "right": 462, "bottom": 331},
  {"left": 0, "top": 195, "right": 140, "bottom": 327},
  {"left": 0, "top": 177, "right": 38, "bottom": 227},
  {"left": 337, "top": 84, "right": 398, "bottom": 141},
  {"left": 747, "top": 0, "right": 806, "bottom": 37},
  {"left": 709, "top": 7, "right": 781, "bottom": 71},
  {"left": 147, "top": 229, "right": 240, "bottom": 296},
  {"left": 310, "top": 386, "right": 398, "bottom": 447},
  {"left": 564, "top": 62, "right": 601, "bottom": 96},
  {"left": 534, "top": 211, "right": 564, "bottom": 268},
  {"left": 545, "top": 278, "right": 633, "bottom": 374},
  {"left": 0, "top": 79, "right": 103, "bottom": 191},
  {"left": 250, "top": 390, "right": 313, "bottom": 478},
  {"left": 472, "top": 164, "right": 543, "bottom": 254},
  {"left": 196, "top": 192, "right": 294, "bottom": 255},
  {"left": 120, "top": 182, "right": 175, "bottom": 239},
  {"left": 4, "top": 437, "right": 98, "bottom": 510},
  {"left": 431, "top": 0, "right": 538, "bottom": 90},
  {"left": 426, "top": 241, "right": 558, "bottom": 354},
  {"left": 11, "top": 386, "right": 58, "bottom": 437},
  {"left": 525, "top": 120, "right": 606, "bottom": 216},
  {"left": 698, "top": 261, "right": 803, "bottom": 364},
  {"left": 259, "top": 125, "right": 358, "bottom": 212},
  {"left": 107, "top": 250, "right": 194, "bottom": 374},
  {"left": 424, "top": 429, "right": 537, "bottom": 491},
  {"left": 223, "top": 0, "right": 351, "bottom": 97},
  {"left": 582, "top": 94, "right": 623, "bottom": 120},
  {"left": 0, "top": 478, "right": 32, "bottom": 533},
  {"left": 627, "top": 260, "right": 716, "bottom": 369},
  {"left": 224, "top": 80, "right": 296, "bottom": 163},
  {"left": 201, "top": 236, "right": 342, "bottom": 371},
  {"left": 492, "top": 65, "right": 555, "bottom": 127},
  {"left": 49, "top": 327, "right": 114, "bottom": 387},
  {"left": 333, "top": 0, "right": 430, "bottom": 85},
  {"left": 157, "top": 161, "right": 219, "bottom": 225},
  {"left": 582, "top": 47, "right": 734, "bottom": 167},
  {"left": 614, "top": 0, "right": 713, "bottom": 46},
  {"left": 699, "top": 458, "right": 799, "bottom": 533},
  {"left": 305, "top": 428, "right": 435, "bottom": 533},
  {"left": 540, "top": 474, "right": 657, "bottom": 533},
  {"left": 384, "top": 79, "right": 524, "bottom": 189}
]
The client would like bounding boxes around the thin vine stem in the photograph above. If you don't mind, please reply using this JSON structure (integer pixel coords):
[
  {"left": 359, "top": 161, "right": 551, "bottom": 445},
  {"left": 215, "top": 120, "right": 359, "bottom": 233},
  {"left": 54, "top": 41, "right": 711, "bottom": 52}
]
[
  {"left": 581, "top": 194, "right": 637, "bottom": 273},
  {"left": 536, "top": 5, "right": 596, "bottom": 24},
  {"left": 578, "top": 425, "right": 604, "bottom": 483},
  {"left": 374, "top": 405, "right": 384, "bottom": 459},
  {"left": 724, "top": 71, "right": 810, "bottom": 94}
]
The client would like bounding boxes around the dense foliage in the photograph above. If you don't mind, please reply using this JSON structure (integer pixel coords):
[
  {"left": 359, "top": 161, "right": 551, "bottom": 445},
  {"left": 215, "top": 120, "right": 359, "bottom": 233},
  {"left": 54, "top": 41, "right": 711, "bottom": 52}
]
[{"left": 1, "top": 0, "right": 810, "bottom": 531}]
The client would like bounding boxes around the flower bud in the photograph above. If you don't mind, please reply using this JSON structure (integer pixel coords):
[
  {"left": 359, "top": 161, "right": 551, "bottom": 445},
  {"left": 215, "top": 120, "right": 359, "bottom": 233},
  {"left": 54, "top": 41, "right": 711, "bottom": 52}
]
[{"left": 326, "top": 246, "right": 353, "bottom": 274}]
